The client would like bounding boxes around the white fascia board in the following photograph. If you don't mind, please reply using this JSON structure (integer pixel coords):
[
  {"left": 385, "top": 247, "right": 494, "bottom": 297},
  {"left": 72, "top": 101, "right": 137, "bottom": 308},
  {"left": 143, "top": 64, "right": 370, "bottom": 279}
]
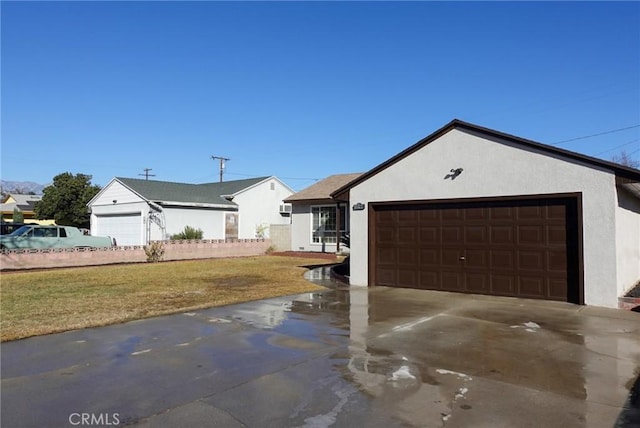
[{"left": 156, "top": 200, "right": 237, "bottom": 209}]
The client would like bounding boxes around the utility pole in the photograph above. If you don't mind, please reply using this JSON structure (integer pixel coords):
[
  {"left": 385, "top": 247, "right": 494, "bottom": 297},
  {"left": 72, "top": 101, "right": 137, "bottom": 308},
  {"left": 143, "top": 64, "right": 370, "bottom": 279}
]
[
  {"left": 211, "top": 156, "right": 230, "bottom": 182},
  {"left": 139, "top": 168, "right": 156, "bottom": 180}
]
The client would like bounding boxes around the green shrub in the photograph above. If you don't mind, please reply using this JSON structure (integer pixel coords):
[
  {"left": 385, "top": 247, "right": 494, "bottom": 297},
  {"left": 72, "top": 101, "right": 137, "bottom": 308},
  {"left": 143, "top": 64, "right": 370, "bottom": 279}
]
[{"left": 171, "top": 225, "right": 203, "bottom": 240}]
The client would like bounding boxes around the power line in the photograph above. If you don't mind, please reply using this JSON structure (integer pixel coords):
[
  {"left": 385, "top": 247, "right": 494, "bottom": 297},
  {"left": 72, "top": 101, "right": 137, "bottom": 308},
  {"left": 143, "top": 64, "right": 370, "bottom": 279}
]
[
  {"left": 628, "top": 147, "right": 640, "bottom": 156},
  {"left": 595, "top": 138, "right": 640, "bottom": 156},
  {"left": 225, "top": 172, "right": 320, "bottom": 181},
  {"left": 553, "top": 124, "right": 640, "bottom": 146}
]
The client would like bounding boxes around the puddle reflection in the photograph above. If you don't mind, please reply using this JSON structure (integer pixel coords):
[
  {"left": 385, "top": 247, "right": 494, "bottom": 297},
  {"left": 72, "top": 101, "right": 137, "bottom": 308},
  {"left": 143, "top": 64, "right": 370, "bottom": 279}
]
[{"left": 295, "top": 267, "right": 640, "bottom": 427}]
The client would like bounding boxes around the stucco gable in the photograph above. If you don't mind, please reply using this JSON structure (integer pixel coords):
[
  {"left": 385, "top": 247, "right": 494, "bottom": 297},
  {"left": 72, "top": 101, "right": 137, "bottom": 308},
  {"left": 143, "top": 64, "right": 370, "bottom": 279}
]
[{"left": 332, "top": 119, "right": 640, "bottom": 199}]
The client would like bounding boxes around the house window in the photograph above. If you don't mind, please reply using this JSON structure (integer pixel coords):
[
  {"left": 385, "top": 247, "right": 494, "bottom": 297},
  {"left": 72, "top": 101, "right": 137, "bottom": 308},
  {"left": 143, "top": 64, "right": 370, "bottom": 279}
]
[{"left": 311, "top": 205, "right": 346, "bottom": 244}]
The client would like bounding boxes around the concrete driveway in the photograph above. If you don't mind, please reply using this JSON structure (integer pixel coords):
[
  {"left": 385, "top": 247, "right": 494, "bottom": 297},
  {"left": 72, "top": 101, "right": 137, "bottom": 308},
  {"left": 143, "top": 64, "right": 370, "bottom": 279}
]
[{"left": 2, "top": 271, "right": 639, "bottom": 428}]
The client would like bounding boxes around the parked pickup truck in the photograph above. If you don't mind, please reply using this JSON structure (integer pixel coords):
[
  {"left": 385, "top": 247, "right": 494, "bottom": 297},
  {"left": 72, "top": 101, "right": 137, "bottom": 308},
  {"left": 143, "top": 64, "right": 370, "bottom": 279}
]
[{"left": 0, "top": 225, "right": 114, "bottom": 250}]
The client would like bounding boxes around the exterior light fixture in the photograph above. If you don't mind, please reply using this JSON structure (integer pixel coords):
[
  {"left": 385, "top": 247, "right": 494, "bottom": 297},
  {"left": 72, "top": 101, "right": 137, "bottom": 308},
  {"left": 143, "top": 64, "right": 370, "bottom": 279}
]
[{"left": 446, "top": 168, "right": 464, "bottom": 180}]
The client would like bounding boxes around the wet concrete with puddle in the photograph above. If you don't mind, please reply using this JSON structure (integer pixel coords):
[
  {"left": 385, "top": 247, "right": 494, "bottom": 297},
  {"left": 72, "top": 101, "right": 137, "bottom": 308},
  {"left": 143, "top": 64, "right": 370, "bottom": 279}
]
[{"left": 1, "top": 267, "right": 639, "bottom": 427}]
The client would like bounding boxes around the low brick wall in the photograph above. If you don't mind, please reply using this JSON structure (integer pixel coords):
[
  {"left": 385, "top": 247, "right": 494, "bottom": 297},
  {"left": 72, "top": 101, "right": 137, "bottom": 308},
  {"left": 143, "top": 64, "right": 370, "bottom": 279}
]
[
  {"left": 0, "top": 239, "right": 271, "bottom": 271},
  {"left": 619, "top": 296, "right": 640, "bottom": 310}
]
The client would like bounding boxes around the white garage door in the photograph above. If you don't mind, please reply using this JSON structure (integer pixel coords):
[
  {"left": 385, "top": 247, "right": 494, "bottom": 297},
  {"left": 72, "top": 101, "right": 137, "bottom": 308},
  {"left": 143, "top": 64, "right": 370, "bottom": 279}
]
[{"left": 96, "top": 214, "right": 142, "bottom": 246}]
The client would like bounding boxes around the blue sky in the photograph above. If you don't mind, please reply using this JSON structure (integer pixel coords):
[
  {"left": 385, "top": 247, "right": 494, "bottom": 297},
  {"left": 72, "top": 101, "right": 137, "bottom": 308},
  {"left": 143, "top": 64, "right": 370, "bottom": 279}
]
[{"left": 2, "top": 1, "right": 639, "bottom": 191}]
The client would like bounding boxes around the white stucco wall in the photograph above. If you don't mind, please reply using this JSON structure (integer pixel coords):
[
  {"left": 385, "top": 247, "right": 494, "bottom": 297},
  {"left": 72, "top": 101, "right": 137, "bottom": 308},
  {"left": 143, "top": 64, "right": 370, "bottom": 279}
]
[
  {"left": 89, "top": 180, "right": 149, "bottom": 245},
  {"left": 290, "top": 204, "right": 313, "bottom": 251},
  {"left": 615, "top": 186, "right": 640, "bottom": 296},
  {"left": 162, "top": 207, "right": 226, "bottom": 240},
  {"left": 349, "top": 128, "right": 627, "bottom": 308},
  {"left": 90, "top": 180, "right": 145, "bottom": 207},
  {"left": 289, "top": 203, "right": 341, "bottom": 253},
  {"left": 233, "top": 178, "right": 293, "bottom": 239}
]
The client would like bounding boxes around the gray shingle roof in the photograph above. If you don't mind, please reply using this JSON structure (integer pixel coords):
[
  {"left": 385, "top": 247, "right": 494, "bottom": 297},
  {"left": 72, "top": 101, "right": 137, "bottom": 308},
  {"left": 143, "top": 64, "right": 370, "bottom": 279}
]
[{"left": 116, "top": 176, "right": 270, "bottom": 207}]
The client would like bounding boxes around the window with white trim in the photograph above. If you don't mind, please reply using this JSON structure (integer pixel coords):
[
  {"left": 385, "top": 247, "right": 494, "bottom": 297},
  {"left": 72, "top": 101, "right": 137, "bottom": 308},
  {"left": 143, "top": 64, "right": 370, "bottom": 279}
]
[{"left": 311, "top": 205, "right": 346, "bottom": 244}]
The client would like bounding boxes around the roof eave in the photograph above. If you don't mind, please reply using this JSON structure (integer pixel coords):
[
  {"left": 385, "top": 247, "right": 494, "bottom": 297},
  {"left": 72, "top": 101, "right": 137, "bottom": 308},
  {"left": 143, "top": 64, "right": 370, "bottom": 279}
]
[
  {"left": 156, "top": 200, "right": 237, "bottom": 209},
  {"left": 330, "top": 119, "right": 640, "bottom": 198}
]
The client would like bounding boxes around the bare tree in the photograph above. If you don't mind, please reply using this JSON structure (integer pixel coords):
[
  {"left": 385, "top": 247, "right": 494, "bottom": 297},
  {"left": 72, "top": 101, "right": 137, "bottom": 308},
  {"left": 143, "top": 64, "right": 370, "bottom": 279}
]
[{"left": 611, "top": 151, "right": 640, "bottom": 169}]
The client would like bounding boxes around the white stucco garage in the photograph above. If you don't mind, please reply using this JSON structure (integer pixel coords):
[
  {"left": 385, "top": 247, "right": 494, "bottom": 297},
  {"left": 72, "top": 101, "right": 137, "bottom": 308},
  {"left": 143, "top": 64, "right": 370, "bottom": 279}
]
[{"left": 332, "top": 120, "right": 640, "bottom": 308}]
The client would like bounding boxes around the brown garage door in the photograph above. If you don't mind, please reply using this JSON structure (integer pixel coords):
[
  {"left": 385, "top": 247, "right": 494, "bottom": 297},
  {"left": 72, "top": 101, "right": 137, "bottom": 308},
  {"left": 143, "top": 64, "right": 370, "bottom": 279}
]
[{"left": 371, "top": 196, "right": 581, "bottom": 303}]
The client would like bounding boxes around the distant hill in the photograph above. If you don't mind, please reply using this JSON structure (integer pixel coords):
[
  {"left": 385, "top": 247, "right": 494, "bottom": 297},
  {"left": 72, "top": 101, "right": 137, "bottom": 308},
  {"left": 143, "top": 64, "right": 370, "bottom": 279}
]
[{"left": 0, "top": 180, "right": 46, "bottom": 195}]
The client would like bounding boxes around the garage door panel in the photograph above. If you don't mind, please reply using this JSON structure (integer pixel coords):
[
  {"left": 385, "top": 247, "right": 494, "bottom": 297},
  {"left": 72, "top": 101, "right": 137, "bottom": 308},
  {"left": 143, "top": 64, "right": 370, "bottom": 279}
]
[
  {"left": 398, "top": 248, "right": 418, "bottom": 265},
  {"left": 420, "top": 209, "right": 438, "bottom": 221},
  {"left": 548, "top": 250, "right": 567, "bottom": 272},
  {"left": 465, "top": 249, "right": 487, "bottom": 268},
  {"left": 442, "top": 226, "right": 463, "bottom": 243},
  {"left": 518, "top": 225, "right": 544, "bottom": 245},
  {"left": 376, "top": 210, "right": 395, "bottom": 223},
  {"left": 548, "top": 205, "right": 566, "bottom": 219},
  {"left": 398, "top": 270, "right": 418, "bottom": 287},
  {"left": 377, "top": 227, "right": 395, "bottom": 243},
  {"left": 420, "top": 227, "right": 439, "bottom": 243},
  {"left": 519, "top": 277, "right": 546, "bottom": 298},
  {"left": 420, "top": 271, "right": 439, "bottom": 288},
  {"left": 491, "top": 226, "right": 515, "bottom": 245},
  {"left": 420, "top": 249, "right": 438, "bottom": 266},
  {"left": 442, "top": 272, "right": 464, "bottom": 290},
  {"left": 518, "top": 206, "right": 543, "bottom": 219},
  {"left": 548, "top": 226, "right": 567, "bottom": 244},
  {"left": 492, "top": 275, "right": 517, "bottom": 295},
  {"left": 398, "top": 227, "right": 417, "bottom": 243},
  {"left": 466, "top": 273, "right": 489, "bottom": 293},
  {"left": 465, "top": 207, "right": 486, "bottom": 220},
  {"left": 442, "top": 249, "right": 462, "bottom": 267},
  {"left": 398, "top": 210, "right": 419, "bottom": 222},
  {"left": 442, "top": 209, "right": 463, "bottom": 221},
  {"left": 491, "top": 206, "right": 515, "bottom": 220},
  {"left": 465, "top": 226, "right": 486, "bottom": 244},
  {"left": 376, "top": 268, "right": 397, "bottom": 286},
  {"left": 549, "top": 278, "right": 569, "bottom": 300},
  {"left": 491, "top": 250, "right": 515, "bottom": 269},
  {"left": 519, "top": 251, "right": 545, "bottom": 270},
  {"left": 372, "top": 197, "right": 578, "bottom": 303},
  {"left": 377, "top": 247, "right": 396, "bottom": 263}
]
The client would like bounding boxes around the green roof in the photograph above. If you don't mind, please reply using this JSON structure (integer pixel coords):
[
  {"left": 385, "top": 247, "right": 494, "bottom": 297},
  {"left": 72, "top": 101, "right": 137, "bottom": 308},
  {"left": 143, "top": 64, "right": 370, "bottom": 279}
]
[{"left": 116, "top": 176, "right": 270, "bottom": 207}]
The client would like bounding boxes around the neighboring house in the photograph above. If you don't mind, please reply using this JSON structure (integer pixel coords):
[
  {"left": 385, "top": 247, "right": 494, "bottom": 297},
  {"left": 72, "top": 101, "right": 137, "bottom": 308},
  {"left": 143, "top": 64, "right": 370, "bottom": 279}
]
[
  {"left": 0, "top": 194, "right": 55, "bottom": 225},
  {"left": 284, "top": 173, "right": 362, "bottom": 253},
  {"left": 88, "top": 176, "right": 294, "bottom": 246},
  {"left": 332, "top": 119, "right": 640, "bottom": 309}
]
